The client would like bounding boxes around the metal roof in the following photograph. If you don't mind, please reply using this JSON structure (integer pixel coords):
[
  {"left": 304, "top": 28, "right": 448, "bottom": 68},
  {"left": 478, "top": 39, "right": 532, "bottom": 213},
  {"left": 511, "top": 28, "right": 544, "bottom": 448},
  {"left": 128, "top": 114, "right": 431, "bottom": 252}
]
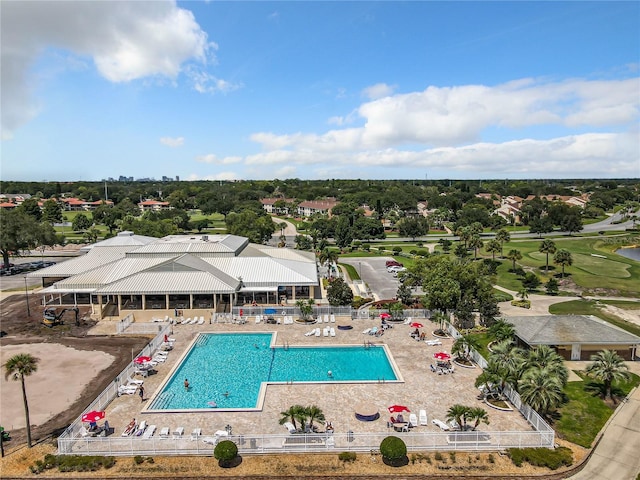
[
  {"left": 33, "top": 234, "right": 317, "bottom": 296},
  {"left": 507, "top": 315, "right": 640, "bottom": 345}
]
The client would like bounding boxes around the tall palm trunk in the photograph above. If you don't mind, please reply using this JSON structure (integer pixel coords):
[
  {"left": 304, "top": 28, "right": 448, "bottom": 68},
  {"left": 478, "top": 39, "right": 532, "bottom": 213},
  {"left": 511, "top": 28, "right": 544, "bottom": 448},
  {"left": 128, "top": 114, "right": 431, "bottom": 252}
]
[{"left": 21, "top": 374, "right": 32, "bottom": 448}]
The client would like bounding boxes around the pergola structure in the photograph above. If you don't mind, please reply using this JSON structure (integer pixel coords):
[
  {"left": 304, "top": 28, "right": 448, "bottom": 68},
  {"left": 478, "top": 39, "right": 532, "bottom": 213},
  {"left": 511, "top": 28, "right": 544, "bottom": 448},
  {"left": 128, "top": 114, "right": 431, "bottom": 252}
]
[{"left": 29, "top": 231, "right": 319, "bottom": 319}]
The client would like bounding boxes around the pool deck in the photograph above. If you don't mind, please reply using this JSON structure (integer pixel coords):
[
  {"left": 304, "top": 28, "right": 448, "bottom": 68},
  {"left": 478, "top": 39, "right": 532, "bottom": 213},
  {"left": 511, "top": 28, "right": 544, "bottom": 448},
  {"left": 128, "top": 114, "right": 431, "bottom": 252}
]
[{"left": 103, "top": 316, "right": 532, "bottom": 439}]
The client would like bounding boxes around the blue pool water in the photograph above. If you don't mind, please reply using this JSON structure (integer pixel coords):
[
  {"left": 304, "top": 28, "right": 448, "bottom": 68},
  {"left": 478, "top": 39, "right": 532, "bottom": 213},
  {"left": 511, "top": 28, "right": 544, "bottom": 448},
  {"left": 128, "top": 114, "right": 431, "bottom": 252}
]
[{"left": 148, "top": 333, "right": 397, "bottom": 410}]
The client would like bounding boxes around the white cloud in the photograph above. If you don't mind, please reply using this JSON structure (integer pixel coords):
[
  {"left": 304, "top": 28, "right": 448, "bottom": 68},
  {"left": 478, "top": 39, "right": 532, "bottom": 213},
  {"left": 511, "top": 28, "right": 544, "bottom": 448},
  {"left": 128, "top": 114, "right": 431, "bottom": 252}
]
[
  {"left": 187, "top": 171, "right": 240, "bottom": 181},
  {"left": 195, "top": 154, "right": 242, "bottom": 165},
  {"left": 188, "top": 69, "right": 242, "bottom": 94},
  {"left": 160, "top": 136, "right": 184, "bottom": 147},
  {"left": 1, "top": 1, "right": 217, "bottom": 139},
  {"left": 239, "top": 131, "right": 639, "bottom": 178},
  {"left": 249, "top": 77, "right": 639, "bottom": 154},
  {"left": 362, "top": 82, "right": 396, "bottom": 100}
]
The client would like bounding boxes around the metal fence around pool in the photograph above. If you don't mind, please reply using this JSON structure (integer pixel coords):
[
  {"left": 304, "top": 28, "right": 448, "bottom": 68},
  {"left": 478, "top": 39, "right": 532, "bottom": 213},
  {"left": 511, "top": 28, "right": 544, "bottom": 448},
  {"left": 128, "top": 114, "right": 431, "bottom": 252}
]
[{"left": 59, "top": 429, "right": 554, "bottom": 457}]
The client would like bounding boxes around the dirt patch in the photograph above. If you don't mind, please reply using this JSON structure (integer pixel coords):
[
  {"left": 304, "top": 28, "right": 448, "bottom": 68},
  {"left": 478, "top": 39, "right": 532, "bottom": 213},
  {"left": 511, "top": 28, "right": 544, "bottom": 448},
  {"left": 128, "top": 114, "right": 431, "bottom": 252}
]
[
  {"left": 0, "top": 440, "right": 587, "bottom": 479},
  {"left": 0, "top": 295, "right": 149, "bottom": 447}
]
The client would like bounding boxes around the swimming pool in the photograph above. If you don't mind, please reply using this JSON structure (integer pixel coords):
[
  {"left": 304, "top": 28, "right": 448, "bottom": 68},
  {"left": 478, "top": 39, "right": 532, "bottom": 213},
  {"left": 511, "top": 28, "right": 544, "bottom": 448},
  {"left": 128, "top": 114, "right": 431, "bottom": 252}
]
[{"left": 147, "top": 332, "right": 400, "bottom": 411}]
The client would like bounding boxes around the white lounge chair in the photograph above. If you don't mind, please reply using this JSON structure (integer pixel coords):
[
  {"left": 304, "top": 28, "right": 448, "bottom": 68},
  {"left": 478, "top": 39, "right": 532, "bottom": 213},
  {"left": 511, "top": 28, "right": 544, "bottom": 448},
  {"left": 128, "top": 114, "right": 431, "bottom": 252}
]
[
  {"left": 255, "top": 315, "right": 261, "bottom": 324},
  {"left": 419, "top": 409, "right": 428, "bottom": 425},
  {"left": 432, "top": 418, "right": 450, "bottom": 431},
  {"left": 197, "top": 317, "right": 204, "bottom": 325},
  {"left": 159, "top": 427, "right": 170, "bottom": 438},
  {"left": 283, "top": 422, "right": 296, "bottom": 433},
  {"left": 173, "top": 426, "right": 184, "bottom": 438},
  {"left": 142, "top": 425, "right": 156, "bottom": 439},
  {"left": 323, "top": 327, "right": 329, "bottom": 337},
  {"left": 362, "top": 328, "right": 371, "bottom": 335},
  {"left": 324, "top": 314, "right": 329, "bottom": 323},
  {"left": 126, "top": 377, "right": 144, "bottom": 386},
  {"left": 409, "top": 414, "right": 418, "bottom": 427},
  {"left": 190, "top": 428, "right": 202, "bottom": 440},
  {"left": 305, "top": 329, "right": 315, "bottom": 336},
  {"left": 121, "top": 420, "right": 137, "bottom": 436},
  {"left": 330, "top": 327, "right": 336, "bottom": 337},
  {"left": 330, "top": 314, "right": 336, "bottom": 323},
  {"left": 134, "top": 420, "right": 147, "bottom": 436},
  {"left": 118, "top": 384, "right": 138, "bottom": 396},
  {"left": 314, "top": 328, "right": 321, "bottom": 337}
]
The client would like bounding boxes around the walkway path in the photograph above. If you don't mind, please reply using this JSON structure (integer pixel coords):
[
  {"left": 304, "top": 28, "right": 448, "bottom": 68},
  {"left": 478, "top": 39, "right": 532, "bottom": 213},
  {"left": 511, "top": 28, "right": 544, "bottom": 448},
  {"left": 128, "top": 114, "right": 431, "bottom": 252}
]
[{"left": 569, "top": 381, "right": 640, "bottom": 480}]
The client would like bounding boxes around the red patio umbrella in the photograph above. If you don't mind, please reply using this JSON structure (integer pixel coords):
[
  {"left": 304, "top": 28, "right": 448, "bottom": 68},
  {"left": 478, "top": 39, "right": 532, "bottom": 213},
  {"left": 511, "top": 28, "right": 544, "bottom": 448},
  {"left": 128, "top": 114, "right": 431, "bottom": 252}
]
[
  {"left": 387, "top": 405, "right": 410, "bottom": 414},
  {"left": 134, "top": 356, "right": 152, "bottom": 364},
  {"left": 82, "top": 410, "right": 105, "bottom": 423},
  {"left": 433, "top": 352, "right": 451, "bottom": 361},
  {"left": 410, "top": 322, "right": 424, "bottom": 328}
]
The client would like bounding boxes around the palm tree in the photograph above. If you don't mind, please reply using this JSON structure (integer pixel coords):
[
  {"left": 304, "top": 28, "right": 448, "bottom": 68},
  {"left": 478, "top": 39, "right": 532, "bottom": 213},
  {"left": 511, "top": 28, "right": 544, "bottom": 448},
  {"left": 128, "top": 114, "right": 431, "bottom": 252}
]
[
  {"left": 467, "top": 407, "right": 490, "bottom": 431},
  {"left": 518, "top": 288, "right": 529, "bottom": 301},
  {"left": 553, "top": 249, "right": 573, "bottom": 277},
  {"left": 452, "top": 334, "right": 481, "bottom": 362},
  {"left": 468, "top": 235, "right": 483, "bottom": 260},
  {"left": 585, "top": 350, "right": 630, "bottom": 400},
  {"left": 430, "top": 310, "right": 450, "bottom": 335},
  {"left": 485, "top": 239, "right": 501, "bottom": 261},
  {"left": 488, "top": 319, "right": 515, "bottom": 342},
  {"left": 4, "top": 353, "right": 39, "bottom": 447},
  {"left": 538, "top": 239, "right": 556, "bottom": 271},
  {"left": 518, "top": 367, "right": 564, "bottom": 416},
  {"left": 295, "top": 298, "right": 315, "bottom": 322},
  {"left": 279, "top": 404, "right": 305, "bottom": 432},
  {"left": 526, "top": 345, "right": 569, "bottom": 386},
  {"left": 495, "top": 229, "right": 510, "bottom": 258},
  {"left": 304, "top": 405, "right": 325, "bottom": 432},
  {"left": 318, "top": 248, "right": 339, "bottom": 268},
  {"left": 506, "top": 249, "right": 522, "bottom": 271},
  {"left": 446, "top": 404, "right": 470, "bottom": 430}
]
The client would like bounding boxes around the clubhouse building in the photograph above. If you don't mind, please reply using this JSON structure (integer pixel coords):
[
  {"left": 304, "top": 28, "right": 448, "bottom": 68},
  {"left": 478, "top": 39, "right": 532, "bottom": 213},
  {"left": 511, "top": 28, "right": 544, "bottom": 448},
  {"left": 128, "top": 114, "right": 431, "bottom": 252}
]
[{"left": 29, "top": 231, "right": 319, "bottom": 319}]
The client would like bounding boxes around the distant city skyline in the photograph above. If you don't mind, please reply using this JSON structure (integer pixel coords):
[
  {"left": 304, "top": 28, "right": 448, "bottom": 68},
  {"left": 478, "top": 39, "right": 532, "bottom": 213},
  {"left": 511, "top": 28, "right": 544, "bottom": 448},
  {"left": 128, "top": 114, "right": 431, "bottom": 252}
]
[{"left": 1, "top": 1, "right": 639, "bottom": 181}]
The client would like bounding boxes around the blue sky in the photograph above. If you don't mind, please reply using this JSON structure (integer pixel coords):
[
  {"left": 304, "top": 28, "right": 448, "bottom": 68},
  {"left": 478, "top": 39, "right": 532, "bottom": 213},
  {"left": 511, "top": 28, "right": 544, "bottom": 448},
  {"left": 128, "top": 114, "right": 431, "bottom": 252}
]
[{"left": 1, "top": 1, "right": 638, "bottom": 181}]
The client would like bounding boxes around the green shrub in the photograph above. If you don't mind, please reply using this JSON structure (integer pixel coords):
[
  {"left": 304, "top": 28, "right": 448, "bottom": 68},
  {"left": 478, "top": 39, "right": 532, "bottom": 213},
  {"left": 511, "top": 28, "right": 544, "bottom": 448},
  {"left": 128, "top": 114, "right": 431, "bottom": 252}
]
[
  {"left": 449, "top": 451, "right": 456, "bottom": 463},
  {"left": 338, "top": 451, "right": 356, "bottom": 463},
  {"left": 214, "top": 440, "right": 238, "bottom": 466},
  {"left": 416, "top": 249, "right": 429, "bottom": 257},
  {"left": 434, "top": 451, "right": 443, "bottom": 461},
  {"left": 379, "top": 435, "right": 407, "bottom": 462},
  {"left": 507, "top": 447, "right": 573, "bottom": 470},
  {"left": 134, "top": 455, "right": 145, "bottom": 465},
  {"left": 488, "top": 453, "right": 495, "bottom": 463}
]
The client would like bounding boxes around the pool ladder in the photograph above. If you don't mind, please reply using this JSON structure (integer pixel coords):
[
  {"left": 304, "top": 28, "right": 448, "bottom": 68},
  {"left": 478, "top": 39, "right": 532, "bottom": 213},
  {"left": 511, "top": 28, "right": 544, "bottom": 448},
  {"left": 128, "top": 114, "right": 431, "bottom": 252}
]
[
  {"left": 195, "top": 335, "right": 208, "bottom": 348},
  {"left": 282, "top": 341, "right": 289, "bottom": 350},
  {"left": 377, "top": 377, "right": 386, "bottom": 384}
]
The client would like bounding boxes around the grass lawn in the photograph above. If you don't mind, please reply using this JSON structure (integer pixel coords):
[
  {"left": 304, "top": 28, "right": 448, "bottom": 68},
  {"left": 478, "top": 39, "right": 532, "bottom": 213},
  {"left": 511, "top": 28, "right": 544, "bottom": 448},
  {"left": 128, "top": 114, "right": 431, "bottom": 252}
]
[
  {"left": 340, "top": 263, "right": 360, "bottom": 281},
  {"left": 549, "top": 299, "right": 640, "bottom": 337},
  {"left": 496, "top": 236, "right": 640, "bottom": 297},
  {"left": 555, "top": 372, "right": 640, "bottom": 448}
]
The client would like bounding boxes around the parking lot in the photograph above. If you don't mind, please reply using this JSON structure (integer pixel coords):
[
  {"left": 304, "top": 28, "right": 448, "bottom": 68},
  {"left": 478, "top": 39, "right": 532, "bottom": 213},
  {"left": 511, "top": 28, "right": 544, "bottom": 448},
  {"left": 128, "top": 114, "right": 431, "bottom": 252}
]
[
  {"left": 0, "top": 257, "right": 63, "bottom": 291},
  {"left": 340, "top": 256, "right": 405, "bottom": 301}
]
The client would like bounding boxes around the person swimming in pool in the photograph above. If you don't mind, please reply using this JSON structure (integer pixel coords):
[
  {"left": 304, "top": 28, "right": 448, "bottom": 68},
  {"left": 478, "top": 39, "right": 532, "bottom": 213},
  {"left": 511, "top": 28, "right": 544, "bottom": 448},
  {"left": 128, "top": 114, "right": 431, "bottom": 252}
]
[{"left": 184, "top": 378, "right": 190, "bottom": 391}]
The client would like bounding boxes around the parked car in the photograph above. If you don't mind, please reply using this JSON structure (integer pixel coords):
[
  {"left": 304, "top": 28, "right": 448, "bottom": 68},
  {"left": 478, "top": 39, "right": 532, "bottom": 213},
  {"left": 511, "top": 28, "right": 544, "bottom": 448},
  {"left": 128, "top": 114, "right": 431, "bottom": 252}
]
[
  {"left": 385, "top": 260, "right": 403, "bottom": 267},
  {"left": 387, "top": 265, "right": 405, "bottom": 273}
]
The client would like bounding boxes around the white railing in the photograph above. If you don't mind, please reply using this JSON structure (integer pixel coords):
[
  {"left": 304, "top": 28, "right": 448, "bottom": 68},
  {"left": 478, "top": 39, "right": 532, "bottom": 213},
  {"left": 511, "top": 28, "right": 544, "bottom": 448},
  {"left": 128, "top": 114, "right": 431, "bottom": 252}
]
[
  {"left": 58, "top": 429, "right": 554, "bottom": 457},
  {"left": 115, "top": 313, "right": 135, "bottom": 334},
  {"left": 446, "top": 324, "right": 554, "bottom": 438},
  {"left": 58, "top": 325, "right": 172, "bottom": 454}
]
